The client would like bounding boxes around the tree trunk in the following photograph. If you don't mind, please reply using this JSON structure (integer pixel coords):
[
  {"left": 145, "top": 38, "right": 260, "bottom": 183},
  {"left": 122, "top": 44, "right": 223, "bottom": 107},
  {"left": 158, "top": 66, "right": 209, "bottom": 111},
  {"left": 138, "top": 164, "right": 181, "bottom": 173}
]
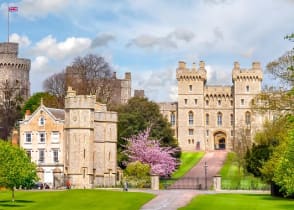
[{"left": 11, "top": 188, "right": 15, "bottom": 202}]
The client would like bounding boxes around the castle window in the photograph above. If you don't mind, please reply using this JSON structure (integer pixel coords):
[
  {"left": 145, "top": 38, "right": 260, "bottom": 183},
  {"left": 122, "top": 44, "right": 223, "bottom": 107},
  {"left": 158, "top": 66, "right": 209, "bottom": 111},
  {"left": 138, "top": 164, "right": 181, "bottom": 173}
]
[
  {"left": 206, "top": 130, "right": 209, "bottom": 136},
  {"left": 189, "top": 129, "right": 194, "bottom": 135},
  {"left": 53, "top": 149, "right": 59, "bottom": 163},
  {"left": 245, "top": 111, "right": 251, "bottom": 125},
  {"left": 194, "top": 99, "right": 197, "bottom": 105},
  {"left": 26, "top": 150, "right": 32, "bottom": 159},
  {"left": 206, "top": 114, "right": 209, "bottom": 125},
  {"left": 231, "top": 130, "right": 234, "bottom": 136},
  {"left": 188, "top": 139, "right": 191, "bottom": 144},
  {"left": 188, "top": 111, "right": 194, "bottom": 125},
  {"left": 230, "top": 114, "right": 234, "bottom": 126},
  {"left": 38, "top": 149, "right": 45, "bottom": 163},
  {"left": 218, "top": 100, "right": 221, "bottom": 106},
  {"left": 184, "top": 99, "right": 188, "bottom": 105},
  {"left": 241, "top": 99, "right": 245, "bottom": 105},
  {"left": 246, "top": 85, "right": 250, "bottom": 92},
  {"left": 189, "top": 85, "right": 192, "bottom": 91},
  {"left": 170, "top": 112, "right": 176, "bottom": 126},
  {"left": 192, "top": 139, "right": 194, "bottom": 144},
  {"left": 39, "top": 116, "right": 45, "bottom": 126},
  {"left": 39, "top": 132, "right": 46, "bottom": 143},
  {"left": 217, "top": 112, "right": 223, "bottom": 126},
  {"left": 25, "top": 132, "right": 32, "bottom": 143},
  {"left": 230, "top": 100, "right": 233, "bottom": 106},
  {"left": 206, "top": 100, "right": 209, "bottom": 106}
]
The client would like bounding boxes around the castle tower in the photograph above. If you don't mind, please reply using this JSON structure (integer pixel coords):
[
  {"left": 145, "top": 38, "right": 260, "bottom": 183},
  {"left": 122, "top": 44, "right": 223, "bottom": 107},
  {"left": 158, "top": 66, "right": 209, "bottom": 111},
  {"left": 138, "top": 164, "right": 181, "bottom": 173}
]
[
  {"left": 0, "top": 42, "right": 30, "bottom": 101},
  {"left": 232, "top": 61, "right": 263, "bottom": 147},
  {"left": 64, "top": 87, "right": 96, "bottom": 189},
  {"left": 176, "top": 61, "right": 207, "bottom": 150}
]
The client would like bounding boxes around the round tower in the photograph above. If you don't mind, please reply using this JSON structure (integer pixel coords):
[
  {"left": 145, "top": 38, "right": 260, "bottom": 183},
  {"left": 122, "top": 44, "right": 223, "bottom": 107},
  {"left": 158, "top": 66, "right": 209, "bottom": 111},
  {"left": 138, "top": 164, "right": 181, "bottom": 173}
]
[{"left": 0, "top": 42, "right": 31, "bottom": 101}]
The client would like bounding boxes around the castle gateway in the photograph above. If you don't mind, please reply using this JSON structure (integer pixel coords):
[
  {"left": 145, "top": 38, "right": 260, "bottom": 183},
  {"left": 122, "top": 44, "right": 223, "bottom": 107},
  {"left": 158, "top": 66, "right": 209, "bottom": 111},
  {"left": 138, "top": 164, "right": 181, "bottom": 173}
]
[{"left": 160, "top": 61, "right": 264, "bottom": 151}]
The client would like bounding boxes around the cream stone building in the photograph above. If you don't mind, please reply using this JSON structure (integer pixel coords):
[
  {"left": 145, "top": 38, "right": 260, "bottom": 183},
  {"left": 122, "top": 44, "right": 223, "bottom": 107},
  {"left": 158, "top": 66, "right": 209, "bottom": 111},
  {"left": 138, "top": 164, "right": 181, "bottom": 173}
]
[
  {"left": 160, "top": 61, "right": 264, "bottom": 151},
  {"left": 19, "top": 87, "right": 118, "bottom": 189}
]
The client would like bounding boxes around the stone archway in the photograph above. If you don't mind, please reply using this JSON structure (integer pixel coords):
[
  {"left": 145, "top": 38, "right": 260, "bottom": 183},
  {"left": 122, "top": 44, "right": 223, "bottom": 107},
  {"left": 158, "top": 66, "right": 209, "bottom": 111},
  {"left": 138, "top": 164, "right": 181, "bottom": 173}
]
[{"left": 214, "top": 131, "right": 227, "bottom": 150}]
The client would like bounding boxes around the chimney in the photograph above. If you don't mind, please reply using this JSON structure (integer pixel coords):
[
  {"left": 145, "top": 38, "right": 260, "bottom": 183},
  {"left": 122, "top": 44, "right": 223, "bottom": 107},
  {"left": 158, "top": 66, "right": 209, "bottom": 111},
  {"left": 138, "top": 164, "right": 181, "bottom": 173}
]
[{"left": 25, "top": 109, "right": 31, "bottom": 120}]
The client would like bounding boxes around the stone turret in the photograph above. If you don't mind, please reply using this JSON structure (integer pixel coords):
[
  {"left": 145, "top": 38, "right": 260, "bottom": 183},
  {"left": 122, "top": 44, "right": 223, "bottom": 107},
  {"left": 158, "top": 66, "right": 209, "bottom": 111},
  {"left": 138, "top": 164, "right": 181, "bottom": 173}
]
[
  {"left": 176, "top": 61, "right": 207, "bottom": 82},
  {"left": 0, "top": 42, "right": 31, "bottom": 101}
]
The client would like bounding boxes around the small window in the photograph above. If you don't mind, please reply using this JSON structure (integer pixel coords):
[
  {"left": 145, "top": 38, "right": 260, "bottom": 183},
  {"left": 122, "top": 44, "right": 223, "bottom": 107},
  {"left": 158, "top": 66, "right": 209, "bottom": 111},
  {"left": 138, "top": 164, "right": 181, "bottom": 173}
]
[
  {"left": 188, "top": 139, "right": 191, "bottom": 144},
  {"left": 39, "top": 149, "right": 45, "bottom": 163},
  {"left": 189, "top": 129, "right": 194, "bottom": 135},
  {"left": 25, "top": 132, "right": 32, "bottom": 143},
  {"left": 231, "top": 130, "right": 234, "bottom": 136},
  {"left": 241, "top": 99, "right": 245, "bottom": 105},
  {"left": 194, "top": 99, "right": 197, "bottom": 105},
  {"left": 230, "top": 114, "right": 234, "bottom": 126},
  {"left": 206, "top": 100, "right": 209, "bottom": 106},
  {"left": 53, "top": 149, "right": 59, "bottom": 163},
  {"left": 184, "top": 99, "right": 188, "bottom": 105},
  {"left": 51, "top": 132, "right": 60, "bottom": 143},
  {"left": 192, "top": 139, "right": 194, "bottom": 144},
  {"left": 246, "top": 85, "right": 249, "bottom": 92},
  {"left": 206, "top": 114, "right": 209, "bottom": 125},
  {"left": 188, "top": 111, "right": 194, "bottom": 125},
  {"left": 230, "top": 100, "right": 233, "bottom": 106},
  {"left": 206, "top": 130, "right": 209, "bottom": 136},
  {"left": 39, "top": 132, "right": 45, "bottom": 143},
  {"left": 245, "top": 112, "right": 251, "bottom": 125},
  {"left": 218, "top": 100, "right": 221, "bottom": 106},
  {"left": 189, "top": 85, "right": 192, "bottom": 91},
  {"left": 217, "top": 112, "right": 222, "bottom": 126},
  {"left": 26, "top": 150, "right": 32, "bottom": 159},
  {"left": 170, "top": 113, "right": 176, "bottom": 126},
  {"left": 39, "top": 117, "right": 45, "bottom": 126}
]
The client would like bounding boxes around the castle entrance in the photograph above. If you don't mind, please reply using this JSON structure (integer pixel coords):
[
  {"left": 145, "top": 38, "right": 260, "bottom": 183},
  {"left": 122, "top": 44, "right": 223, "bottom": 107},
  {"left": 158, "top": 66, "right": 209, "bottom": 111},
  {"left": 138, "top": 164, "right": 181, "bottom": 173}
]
[{"left": 214, "top": 131, "right": 226, "bottom": 150}]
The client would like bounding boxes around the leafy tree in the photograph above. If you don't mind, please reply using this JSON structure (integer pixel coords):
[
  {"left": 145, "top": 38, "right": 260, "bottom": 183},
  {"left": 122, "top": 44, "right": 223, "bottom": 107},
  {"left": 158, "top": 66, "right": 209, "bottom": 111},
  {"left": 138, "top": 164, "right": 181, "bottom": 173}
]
[
  {"left": 21, "top": 92, "right": 59, "bottom": 115},
  {"left": 124, "top": 161, "right": 150, "bottom": 188},
  {"left": 116, "top": 97, "right": 179, "bottom": 167},
  {"left": 0, "top": 141, "right": 37, "bottom": 201},
  {"left": 0, "top": 80, "right": 23, "bottom": 140},
  {"left": 124, "top": 128, "right": 178, "bottom": 177}
]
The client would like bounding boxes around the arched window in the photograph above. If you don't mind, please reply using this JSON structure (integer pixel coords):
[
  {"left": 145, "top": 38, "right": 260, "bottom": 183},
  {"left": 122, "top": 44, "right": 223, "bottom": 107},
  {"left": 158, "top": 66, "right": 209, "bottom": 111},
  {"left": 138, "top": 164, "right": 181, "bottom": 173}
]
[
  {"left": 245, "top": 111, "right": 251, "bottom": 125},
  {"left": 39, "top": 116, "right": 45, "bottom": 126},
  {"left": 188, "top": 111, "right": 194, "bottom": 125},
  {"left": 206, "top": 114, "right": 209, "bottom": 125},
  {"left": 230, "top": 114, "right": 234, "bottom": 126},
  {"left": 217, "top": 112, "right": 222, "bottom": 126},
  {"left": 170, "top": 112, "right": 176, "bottom": 126}
]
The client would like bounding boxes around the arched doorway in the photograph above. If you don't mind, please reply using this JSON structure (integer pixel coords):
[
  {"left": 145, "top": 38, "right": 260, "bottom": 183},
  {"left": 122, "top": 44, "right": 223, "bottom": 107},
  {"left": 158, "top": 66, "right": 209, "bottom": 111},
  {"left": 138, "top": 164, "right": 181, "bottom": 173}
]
[{"left": 214, "top": 131, "right": 226, "bottom": 150}]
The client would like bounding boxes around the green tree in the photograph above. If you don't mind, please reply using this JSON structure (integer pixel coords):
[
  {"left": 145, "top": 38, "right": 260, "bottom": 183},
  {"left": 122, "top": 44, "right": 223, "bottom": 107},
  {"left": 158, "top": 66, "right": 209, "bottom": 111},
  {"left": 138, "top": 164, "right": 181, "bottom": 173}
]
[
  {"left": 124, "top": 161, "right": 150, "bottom": 188},
  {"left": 0, "top": 141, "right": 37, "bottom": 201},
  {"left": 116, "top": 97, "right": 179, "bottom": 167},
  {"left": 21, "top": 92, "right": 59, "bottom": 116}
]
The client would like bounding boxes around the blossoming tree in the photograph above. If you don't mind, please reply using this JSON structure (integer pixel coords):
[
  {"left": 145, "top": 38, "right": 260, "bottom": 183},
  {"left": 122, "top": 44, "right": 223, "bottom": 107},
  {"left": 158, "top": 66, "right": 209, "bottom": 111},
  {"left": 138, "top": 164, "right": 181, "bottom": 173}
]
[{"left": 125, "top": 128, "right": 178, "bottom": 176}]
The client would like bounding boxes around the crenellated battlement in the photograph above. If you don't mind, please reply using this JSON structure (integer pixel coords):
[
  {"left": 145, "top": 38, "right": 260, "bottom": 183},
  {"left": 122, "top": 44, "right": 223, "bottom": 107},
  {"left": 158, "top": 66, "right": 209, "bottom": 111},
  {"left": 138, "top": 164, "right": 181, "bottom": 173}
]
[
  {"left": 0, "top": 42, "right": 18, "bottom": 57},
  {"left": 232, "top": 61, "right": 263, "bottom": 82},
  {"left": 65, "top": 87, "right": 96, "bottom": 109},
  {"left": 204, "top": 86, "right": 233, "bottom": 99},
  {"left": 176, "top": 61, "right": 207, "bottom": 81}
]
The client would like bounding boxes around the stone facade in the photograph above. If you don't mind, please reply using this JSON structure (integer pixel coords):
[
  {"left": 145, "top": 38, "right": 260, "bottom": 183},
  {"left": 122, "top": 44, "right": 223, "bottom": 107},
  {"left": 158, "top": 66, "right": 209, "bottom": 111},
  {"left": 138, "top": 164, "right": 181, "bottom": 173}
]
[
  {"left": 160, "top": 61, "right": 264, "bottom": 151},
  {"left": 19, "top": 88, "right": 118, "bottom": 189},
  {"left": 0, "top": 42, "right": 30, "bottom": 102},
  {"left": 19, "top": 103, "right": 65, "bottom": 189}
]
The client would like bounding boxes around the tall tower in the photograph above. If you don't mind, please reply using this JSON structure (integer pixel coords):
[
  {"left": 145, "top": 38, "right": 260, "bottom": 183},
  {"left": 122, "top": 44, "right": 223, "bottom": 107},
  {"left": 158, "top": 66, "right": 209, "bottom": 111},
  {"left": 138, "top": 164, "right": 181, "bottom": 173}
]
[
  {"left": 176, "top": 61, "right": 207, "bottom": 150},
  {"left": 232, "top": 61, "right": 263, "bottom": 145},
  {"left": 64, "top": 87, "right": 95, "bottom": 189},
  {"left": 0, "top": 42, "right": 30, "bottom": 101}
]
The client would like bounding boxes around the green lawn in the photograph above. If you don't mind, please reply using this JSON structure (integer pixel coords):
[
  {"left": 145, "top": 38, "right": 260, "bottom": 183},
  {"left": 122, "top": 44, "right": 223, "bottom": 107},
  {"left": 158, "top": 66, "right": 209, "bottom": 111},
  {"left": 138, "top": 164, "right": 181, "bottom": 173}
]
[
  {"left": 220, "top": 152, "right": 269, "bottom": 190},
  {"left": 0, "top": 189, "right": 155, "bottom": 210},
  {"left": 172, "top": 151, "right": 205, "bottom": 179},
  {"left": 180, "top": 194, "right": 294, "bottom": 210}
]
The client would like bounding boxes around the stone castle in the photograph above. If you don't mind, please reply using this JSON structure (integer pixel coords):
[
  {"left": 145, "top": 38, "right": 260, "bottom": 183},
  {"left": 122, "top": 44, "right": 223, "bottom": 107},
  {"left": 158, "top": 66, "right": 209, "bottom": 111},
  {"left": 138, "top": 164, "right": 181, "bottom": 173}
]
[
  {"left": 0, "top": 42, "right": 30, "bottom": 102},
  {"left": 160, "top": 61, "right": 264, "bottom": 151}
]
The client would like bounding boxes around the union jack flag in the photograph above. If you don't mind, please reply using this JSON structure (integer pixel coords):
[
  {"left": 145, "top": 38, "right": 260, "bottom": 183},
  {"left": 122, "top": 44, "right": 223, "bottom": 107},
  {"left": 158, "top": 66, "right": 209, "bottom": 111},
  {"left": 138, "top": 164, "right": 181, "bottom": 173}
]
[{"left": 8, "top": 6, "right": 18, "bottom": 12}]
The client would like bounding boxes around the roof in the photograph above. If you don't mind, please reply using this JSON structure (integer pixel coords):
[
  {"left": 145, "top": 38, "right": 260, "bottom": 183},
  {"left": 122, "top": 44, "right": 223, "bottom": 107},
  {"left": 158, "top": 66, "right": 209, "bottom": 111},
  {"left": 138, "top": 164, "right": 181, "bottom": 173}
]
[{"left": 46, "top": 108, "right": 65, "bottom": 120}]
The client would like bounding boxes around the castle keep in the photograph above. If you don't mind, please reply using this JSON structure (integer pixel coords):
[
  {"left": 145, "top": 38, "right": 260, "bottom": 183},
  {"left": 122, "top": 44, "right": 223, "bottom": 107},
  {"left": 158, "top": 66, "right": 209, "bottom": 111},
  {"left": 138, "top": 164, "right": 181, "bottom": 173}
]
[
  {"left": 160, "top": 61, "right": 263, "bottom": 151},
  {"left": 0, "top": 42, "right": 30, "bottom": 102}
]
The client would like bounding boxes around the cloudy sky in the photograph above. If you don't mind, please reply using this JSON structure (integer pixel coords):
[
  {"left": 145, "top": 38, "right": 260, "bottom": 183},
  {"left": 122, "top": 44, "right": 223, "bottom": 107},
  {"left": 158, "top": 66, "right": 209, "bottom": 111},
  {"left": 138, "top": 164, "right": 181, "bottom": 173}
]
[{"left": 0, "top": 0, "right": 293, "bottom": 102}]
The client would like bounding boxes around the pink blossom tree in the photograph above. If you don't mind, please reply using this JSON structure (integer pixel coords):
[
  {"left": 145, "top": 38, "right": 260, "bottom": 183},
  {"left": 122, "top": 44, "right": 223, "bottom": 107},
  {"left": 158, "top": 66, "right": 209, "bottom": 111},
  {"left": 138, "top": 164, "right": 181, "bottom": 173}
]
[{"left": 124, "top": 128, "right": 178, "bottom": 176}]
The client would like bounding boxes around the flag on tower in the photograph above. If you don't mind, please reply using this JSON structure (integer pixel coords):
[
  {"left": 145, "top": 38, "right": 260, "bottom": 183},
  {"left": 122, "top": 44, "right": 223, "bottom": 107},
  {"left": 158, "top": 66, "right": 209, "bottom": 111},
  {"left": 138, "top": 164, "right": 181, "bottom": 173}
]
[{"left": 8, "top": 6, "right": 18, "bottom": 12}]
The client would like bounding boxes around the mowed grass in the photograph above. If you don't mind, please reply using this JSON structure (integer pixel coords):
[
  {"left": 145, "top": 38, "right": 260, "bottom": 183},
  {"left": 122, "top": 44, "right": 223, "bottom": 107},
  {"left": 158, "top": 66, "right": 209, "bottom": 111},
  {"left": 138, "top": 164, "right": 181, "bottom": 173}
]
[
  {"left": 0, "top": 189, "right": 155, "bottom": 210},
  {"left": 180, "top": 194, "right": 294, "bottom": 210},
  {"left": 172, "top": 151, "right": 205, "bottom": 179}
]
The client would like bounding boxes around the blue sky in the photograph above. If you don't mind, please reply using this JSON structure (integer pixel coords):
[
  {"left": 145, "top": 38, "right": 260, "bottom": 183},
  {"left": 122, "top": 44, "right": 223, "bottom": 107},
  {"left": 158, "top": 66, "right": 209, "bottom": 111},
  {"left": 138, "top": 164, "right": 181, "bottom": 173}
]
[{"left": 0, "top": 0, "right": 293, "bottom": 102}]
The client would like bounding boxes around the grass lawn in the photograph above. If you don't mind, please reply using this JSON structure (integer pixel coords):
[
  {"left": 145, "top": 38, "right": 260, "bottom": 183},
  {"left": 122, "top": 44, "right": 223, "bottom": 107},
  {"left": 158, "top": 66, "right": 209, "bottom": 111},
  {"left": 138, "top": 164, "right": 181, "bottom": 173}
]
[
  {"left": 172, "top": 151, "right": 205, "bottom": 179},
  {"left": 180, "top": 194, "right": 294, "bottom": 210},
  {"left": 0, "top": 189, "right": 155, "bottom": 210},
  {"left": 220, "top": 152, "right": 269, "bottom": 190}
]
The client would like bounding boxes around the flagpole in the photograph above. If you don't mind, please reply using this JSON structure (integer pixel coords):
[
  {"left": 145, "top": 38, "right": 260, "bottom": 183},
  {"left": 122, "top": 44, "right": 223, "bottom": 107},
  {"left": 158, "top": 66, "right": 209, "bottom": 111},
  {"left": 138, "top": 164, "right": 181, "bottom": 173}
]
[{"left": 7, "top": 3, "right": 10, "bottom": 42}]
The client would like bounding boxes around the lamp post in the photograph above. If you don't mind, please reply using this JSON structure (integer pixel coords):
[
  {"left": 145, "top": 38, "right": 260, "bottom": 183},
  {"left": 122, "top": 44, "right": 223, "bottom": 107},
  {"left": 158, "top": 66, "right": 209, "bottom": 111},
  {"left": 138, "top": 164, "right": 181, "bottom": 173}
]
[{"left": 204, "top": 161, "right": 208, "bottom": 190}]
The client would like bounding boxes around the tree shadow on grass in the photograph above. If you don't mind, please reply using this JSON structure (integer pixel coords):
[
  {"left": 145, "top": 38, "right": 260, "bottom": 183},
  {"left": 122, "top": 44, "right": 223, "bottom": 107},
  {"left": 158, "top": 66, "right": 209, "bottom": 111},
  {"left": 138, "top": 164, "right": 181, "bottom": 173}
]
[{"left": 0, "top": 200, "right": 35, "bottom": 208}]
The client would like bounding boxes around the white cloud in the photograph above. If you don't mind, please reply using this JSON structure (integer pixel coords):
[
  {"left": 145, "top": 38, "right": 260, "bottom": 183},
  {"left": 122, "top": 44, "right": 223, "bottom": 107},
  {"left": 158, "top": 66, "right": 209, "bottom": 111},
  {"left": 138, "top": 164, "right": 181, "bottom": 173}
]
[
  {"left": 9, "top": 33, "right": 31, "bottom": 47},
  {"left": 31, "top": 56, "right": 49, "bottom": 72},
  {"left": 91, "top": 33, "right": 116, "bottom": 48},
  {"left": 32, "top": 35, "right": 92, "bottom": 60}
]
